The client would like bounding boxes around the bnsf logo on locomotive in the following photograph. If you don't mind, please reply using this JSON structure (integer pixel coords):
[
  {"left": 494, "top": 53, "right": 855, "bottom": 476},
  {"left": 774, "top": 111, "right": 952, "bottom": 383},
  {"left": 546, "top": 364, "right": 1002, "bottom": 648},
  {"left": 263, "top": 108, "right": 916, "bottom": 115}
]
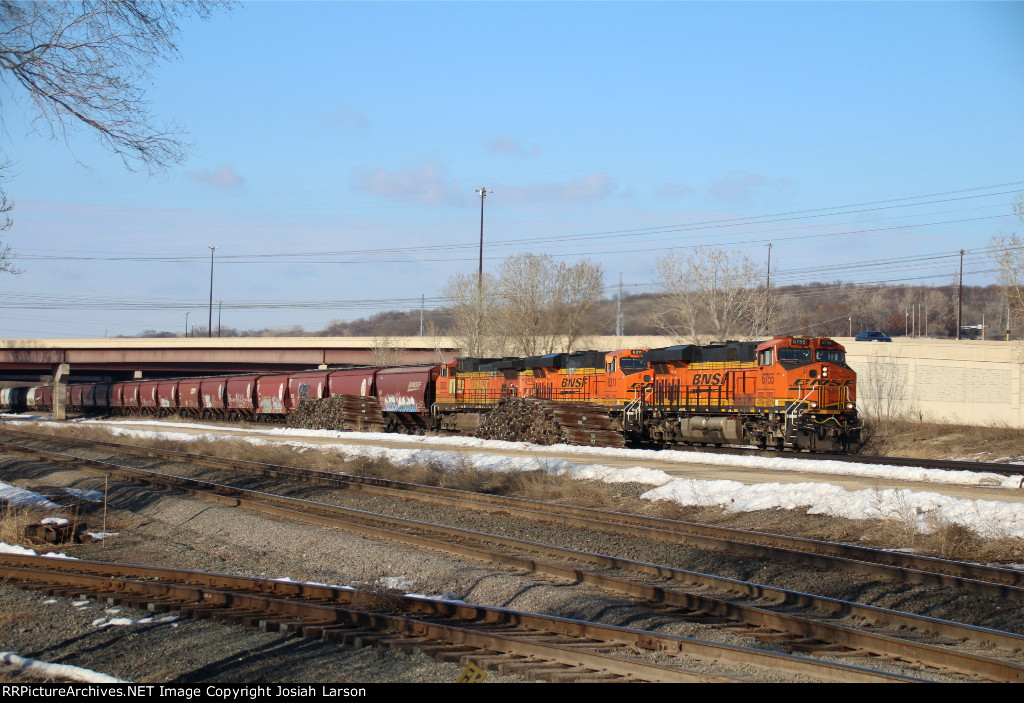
[
  {"left": 789, "top": 379, "right": 854, "bottom": 389},
  {"left": 694, "top": 372, "right": 727, "bottom": 385},
  {"left": 561, "top": 377, "right": 585, "bottom": 388}
]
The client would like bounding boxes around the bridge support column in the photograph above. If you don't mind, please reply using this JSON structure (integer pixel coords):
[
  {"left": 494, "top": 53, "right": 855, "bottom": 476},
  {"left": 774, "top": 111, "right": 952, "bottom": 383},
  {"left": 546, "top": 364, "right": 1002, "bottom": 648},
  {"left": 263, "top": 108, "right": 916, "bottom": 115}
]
[
  {"left": 133, "top": 370, "right": 143, "bottom": 379},
  {"left": 52, "top": 363, "right": 69, "bottom": 420}
]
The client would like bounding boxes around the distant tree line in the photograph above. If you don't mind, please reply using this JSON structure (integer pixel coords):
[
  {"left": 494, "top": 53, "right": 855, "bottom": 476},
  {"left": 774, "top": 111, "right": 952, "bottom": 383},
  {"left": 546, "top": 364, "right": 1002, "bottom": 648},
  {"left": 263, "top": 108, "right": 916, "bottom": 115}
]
[{"left": 127, "top": 279, "right": 1018, "bottom": 346}]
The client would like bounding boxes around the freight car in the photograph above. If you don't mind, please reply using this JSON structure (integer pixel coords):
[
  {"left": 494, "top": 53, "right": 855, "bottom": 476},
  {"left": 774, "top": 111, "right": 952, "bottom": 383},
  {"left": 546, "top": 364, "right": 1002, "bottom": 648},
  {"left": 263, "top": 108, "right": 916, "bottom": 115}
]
[{"left": 0, "top": 336, "right": 860, "bottom": 452}]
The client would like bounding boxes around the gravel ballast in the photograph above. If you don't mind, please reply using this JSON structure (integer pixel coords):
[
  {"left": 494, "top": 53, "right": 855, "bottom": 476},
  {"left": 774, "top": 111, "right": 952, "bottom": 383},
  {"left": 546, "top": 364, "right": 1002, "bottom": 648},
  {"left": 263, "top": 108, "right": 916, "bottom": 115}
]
[{"left": 0, "top": 431, "right": 1019, "bottom": 683}]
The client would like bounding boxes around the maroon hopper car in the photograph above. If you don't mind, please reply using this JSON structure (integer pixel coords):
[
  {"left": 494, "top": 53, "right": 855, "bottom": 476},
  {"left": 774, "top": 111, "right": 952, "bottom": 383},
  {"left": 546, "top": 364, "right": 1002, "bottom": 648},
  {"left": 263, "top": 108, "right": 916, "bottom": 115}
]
[
  {"left": 200, "top": 377, "right": 228, "bottom": 419},
  {"left": 225, "top": 375, "right": 261, "bottom": 420}
]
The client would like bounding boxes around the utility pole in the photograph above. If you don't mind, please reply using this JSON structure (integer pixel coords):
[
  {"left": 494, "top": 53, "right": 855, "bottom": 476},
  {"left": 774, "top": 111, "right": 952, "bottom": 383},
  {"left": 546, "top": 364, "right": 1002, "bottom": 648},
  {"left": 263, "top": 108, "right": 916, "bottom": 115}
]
[
  {"left": 616, "top": 273, "right": 623, "bottom": 337},
  {"left": 475, "top": 187, "right": 492, "bottom": 286},
  {"left": 184, "top": 311, "right": 190, "bottom": 338},
  {"left": 208, "top": 246, "right": 217, "bottom": 338},
  {"left": 764, "top": 243, "right": 773, "bottom": 334},
  {"left": 474, "top": 187, "right": 492, "bottom": 355},
  {"left": 420, "top": 294, "right": 424, "bottom": 337},
  {"left": 217, "top": 300, "right": 223, "bottom": 337},
  {"left": 957, "top": 249, "right": 965, "bottom": 340}
]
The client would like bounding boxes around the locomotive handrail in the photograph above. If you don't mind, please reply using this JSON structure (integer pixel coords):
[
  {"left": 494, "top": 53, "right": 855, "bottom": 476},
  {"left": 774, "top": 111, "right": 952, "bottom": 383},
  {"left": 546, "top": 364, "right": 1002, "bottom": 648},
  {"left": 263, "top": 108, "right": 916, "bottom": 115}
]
[
  {"left": 783, "top": 388, "right": 817, "bottom": 444},
  {"left": 623, "top": 382, "right": 653, "bottom": 417}
]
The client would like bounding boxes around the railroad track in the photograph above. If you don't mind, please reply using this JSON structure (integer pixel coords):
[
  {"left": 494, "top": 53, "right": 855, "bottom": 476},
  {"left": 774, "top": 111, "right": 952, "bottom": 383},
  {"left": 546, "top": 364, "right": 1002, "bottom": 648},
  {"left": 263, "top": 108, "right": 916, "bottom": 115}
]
[
  {"left": 2, "top": 429, "right": 1023, "bottom": 681},
  {"left": 666, "top": 443, "right": 1024, "bottom": 479},
  {"left": 3, "top": 426, "right": 1022, "bottom": 597},
  {"left": 0, "top": 555, "right": 930, "bottom": 683}
]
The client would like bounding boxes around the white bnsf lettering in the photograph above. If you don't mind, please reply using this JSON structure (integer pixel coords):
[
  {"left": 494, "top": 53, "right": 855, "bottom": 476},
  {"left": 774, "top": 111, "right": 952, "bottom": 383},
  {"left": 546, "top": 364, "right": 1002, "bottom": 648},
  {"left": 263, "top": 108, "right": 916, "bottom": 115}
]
[{"left": 407, "top": 381, "right": 422, "bottom": 392}]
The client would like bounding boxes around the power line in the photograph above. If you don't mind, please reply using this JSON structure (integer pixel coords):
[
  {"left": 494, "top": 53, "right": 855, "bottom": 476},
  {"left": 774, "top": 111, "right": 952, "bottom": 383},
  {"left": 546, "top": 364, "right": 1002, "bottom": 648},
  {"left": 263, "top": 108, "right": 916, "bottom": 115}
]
[{"left": 15, "top": 181, "right": 1022, "bottom": 264}]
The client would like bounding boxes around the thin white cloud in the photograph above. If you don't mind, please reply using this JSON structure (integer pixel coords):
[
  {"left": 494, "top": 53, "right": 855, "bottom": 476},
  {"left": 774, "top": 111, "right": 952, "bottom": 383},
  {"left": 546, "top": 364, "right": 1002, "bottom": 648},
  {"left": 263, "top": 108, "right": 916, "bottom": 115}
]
[
  {"left": 187, "top": 165, "right": 244, "bottom": 189},
  {"left": 656, "top": 183, "right": 695, "bottom": 199},
  {"left": 502, "top": 173, "right": 617, "bottom": 203},
  {"left": 328, "top": 103, "right": 369, "bottom": 130},
  {"left": 486, "top": 137, "right": 540, "bottom": 156},
  {"left": 351, "top": 161, "right": 462, "bottom": 205},
  {"left": 709, "top": 170, "right": 791, "bottom": 202}
]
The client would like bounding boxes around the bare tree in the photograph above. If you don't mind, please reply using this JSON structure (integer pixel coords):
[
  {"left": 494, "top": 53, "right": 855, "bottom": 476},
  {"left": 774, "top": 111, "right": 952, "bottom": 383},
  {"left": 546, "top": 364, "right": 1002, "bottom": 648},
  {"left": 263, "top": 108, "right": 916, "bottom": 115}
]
[
  {"left": 495, "top": 254, "right": 604, "bottom": 355},
  {"left": 990, "top": 194, "right": 1024, "bottom": 338},
  {"left": 0, "top": 1, "right": 222, "bottom": 270},
  {"left": 858, "top": 356, "right": 910, "bottom": 420},
  {"left": 551, "top": 257, "right": 604, "bottom": 352},
  {"left": 495, "top": 254, "right": 558, "bottom": 356},
  {"left": 443, "top": 254, "right": 604, "bottom": 357},
  {"left": 0, "top": 187, "right": 15, "bottom": 273},
  {"left": 442, "top": 271, "right": 507, "bottom": 357},
  {"left": 651, "top": 246, "right": 762, "bottom": 344},
  {"left": 370, "top": 333, "right": 401, "bottom": 367}
]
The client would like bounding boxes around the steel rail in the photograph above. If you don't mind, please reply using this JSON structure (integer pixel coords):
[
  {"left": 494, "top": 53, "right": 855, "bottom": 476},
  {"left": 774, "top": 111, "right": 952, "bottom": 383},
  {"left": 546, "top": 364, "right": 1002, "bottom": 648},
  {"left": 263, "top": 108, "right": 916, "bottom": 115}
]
[
  {"left": 0, "top": 555, "right": 919, "bottom": 683},
  {"left": 4, "top": 426, "right": 1022, "bottom": 595},
  {"left": 2, "top": 440, "right": 1022, "bottom": 681}
]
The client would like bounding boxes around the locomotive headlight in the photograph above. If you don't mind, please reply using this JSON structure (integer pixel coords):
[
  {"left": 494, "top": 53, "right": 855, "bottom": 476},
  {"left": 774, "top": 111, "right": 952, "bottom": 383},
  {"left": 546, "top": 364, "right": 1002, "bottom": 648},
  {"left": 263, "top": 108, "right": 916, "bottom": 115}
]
[
  {"left": 846, "top": 402, "right": 855, "bottom": 410},
  {"left": 821, "top": 366, "right": 829, "bottom": 378},
  {"left": 809, "top": 401, "right": 818, "bottom": 409}
]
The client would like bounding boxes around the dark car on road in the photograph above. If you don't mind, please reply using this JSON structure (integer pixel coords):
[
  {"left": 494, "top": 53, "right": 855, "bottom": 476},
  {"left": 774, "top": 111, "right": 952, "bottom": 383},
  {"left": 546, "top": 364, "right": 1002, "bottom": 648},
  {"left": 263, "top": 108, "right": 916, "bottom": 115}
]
[{"left": 855, "top": 330, "right": 893, "bottom": 342}]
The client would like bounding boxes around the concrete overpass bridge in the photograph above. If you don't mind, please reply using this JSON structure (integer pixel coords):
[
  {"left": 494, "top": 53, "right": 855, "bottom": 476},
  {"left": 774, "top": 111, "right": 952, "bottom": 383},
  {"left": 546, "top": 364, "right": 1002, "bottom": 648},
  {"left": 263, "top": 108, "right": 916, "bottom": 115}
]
[{"left": 0, "top": 337, "right": 460, "bottom": 385}]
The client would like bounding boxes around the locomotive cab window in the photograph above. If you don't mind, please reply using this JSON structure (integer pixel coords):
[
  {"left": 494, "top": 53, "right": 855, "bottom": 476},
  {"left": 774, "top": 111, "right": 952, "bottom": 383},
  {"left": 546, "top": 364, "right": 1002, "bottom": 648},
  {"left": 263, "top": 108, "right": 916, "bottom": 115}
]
[
  {"left": 619, "top": 357, "right": 649, "bottom": 374},
  {"left": 815, "top": 350, "right": 845, "bottom": 363},
  {"left": 778, "top": 348, "right": 811, "bottom": 362},
  {"left": 758, "top": 349, "right": 774, "bottom": 367}
]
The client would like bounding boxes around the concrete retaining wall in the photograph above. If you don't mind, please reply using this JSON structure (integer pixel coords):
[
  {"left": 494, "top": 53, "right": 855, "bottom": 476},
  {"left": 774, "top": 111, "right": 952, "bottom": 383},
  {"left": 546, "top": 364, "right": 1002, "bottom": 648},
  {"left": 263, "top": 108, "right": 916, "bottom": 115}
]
[{"left": 836, "top": 338, "right": 1024, "bottom": 426}]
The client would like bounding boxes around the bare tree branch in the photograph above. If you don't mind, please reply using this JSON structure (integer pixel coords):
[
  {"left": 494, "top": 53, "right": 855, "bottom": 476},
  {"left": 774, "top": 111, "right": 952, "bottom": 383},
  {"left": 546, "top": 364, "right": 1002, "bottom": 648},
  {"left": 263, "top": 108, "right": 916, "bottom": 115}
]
[
  {"left": 989, "top": 194, "right": 1024, "bottom": 338},
  {"left": 0, "top": 1, "right": 225, "bottom": 273},
  {"left": 651, "top": 246, "right": 762, "bottom": 344},
  {"left": 0, "top": 183, "right": 17, "bottom": 274},
  {"left": 442, "top": 271, "right": 508, "bottom": 357},
  {"left": 444, "top": 254, "right": 604, "bottom": 356},
  {"left": 0, "top": 1, "right": 217, "bottom": 171}
]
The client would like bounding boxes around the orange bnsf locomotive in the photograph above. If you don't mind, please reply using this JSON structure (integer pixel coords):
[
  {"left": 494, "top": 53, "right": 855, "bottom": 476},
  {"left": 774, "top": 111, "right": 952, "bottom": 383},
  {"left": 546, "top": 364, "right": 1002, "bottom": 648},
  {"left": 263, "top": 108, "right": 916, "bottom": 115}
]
[
  {"left": 1, "top": 336, "right": 859, "bottom": 452},
  {"left": 634, "top": 336, "right": 857, "bottom": 451},
  {"left": 433, "top": 336, "right": 859, "bottom": 452}
]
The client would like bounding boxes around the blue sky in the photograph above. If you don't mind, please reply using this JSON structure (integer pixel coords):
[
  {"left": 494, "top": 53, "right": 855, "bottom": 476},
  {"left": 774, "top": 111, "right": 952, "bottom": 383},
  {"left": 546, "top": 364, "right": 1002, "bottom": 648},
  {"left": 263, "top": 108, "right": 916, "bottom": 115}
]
[{"left": 1, "top": 1, "right": 1022, "bottom": 338}]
